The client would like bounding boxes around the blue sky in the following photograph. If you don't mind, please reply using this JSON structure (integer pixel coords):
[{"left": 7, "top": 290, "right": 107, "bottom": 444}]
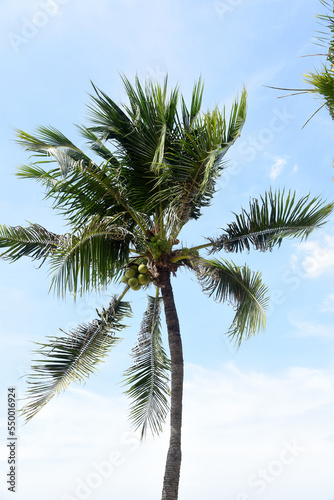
[{"left": 1, "top": 0, "right": 334, "bottom": 499}]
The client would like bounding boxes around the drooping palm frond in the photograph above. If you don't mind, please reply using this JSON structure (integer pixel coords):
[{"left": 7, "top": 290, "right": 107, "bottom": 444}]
[
  {"left": 17, "top": 158, "right": 148, "bottom": 233},
  {"left": 209, "top": 190, "right": 334, "bottom": 253},
  {"left": 77, "top": 125, "right": 120, "bottom": 164},
  {"left": 15, "top": 126, "right": 149, "bottom": 231},
  {"left": 123, "top": 292, "right": 170, "bottom": 438},
  {"left": 20, "top": 296, "right": 132, "bottom": 422},
  {"left": 197, "top": 259, "right": 269, "bottom": 346},
  {"left": 0, "top": 223, "right": 60, "bottom": 263},
  {"left": 16, "top": 127, "right": 92, "bottom": 175},
  {"left": 48, "top": 216, "right": 134, "bottom": 296}
]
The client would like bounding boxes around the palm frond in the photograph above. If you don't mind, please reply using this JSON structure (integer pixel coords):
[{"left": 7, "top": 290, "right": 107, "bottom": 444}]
[
  {"left": 16, "top": 127, "right": 92, "bottom": 175},
  {"left": 181, "top": 77, "right": 204, "bottom": 130},
  {"left": 209, "top": 190, "right": 334, "bottom": 253},
  {"left": 77, "top": 125, "right": 120, "bottom": 164},
  {"left": 303, "top": 67, "right": 334, "bottom": 120},
  {"left": 163, "top": 88, "right": 247, "bottom": 235},
  {"left": 0, "top": 223, "right": 60, "bottom": 263},
  {"left": 123, "top": 293, "right": 170, "bottom": 438},
  {"left": 197, "top": 259, "right": 269, "bottom": 346},
  {"left": 20, "top": 296, "right": 132, "bottom": 422},
  {"left": 18, "top": 159, "right": 147, "bottom": 233},
  {"left": 49, "top": 217, "right": 133, "bottom": 296}
]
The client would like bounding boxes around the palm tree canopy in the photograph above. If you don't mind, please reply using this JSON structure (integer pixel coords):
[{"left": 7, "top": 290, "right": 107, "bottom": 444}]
[{"left": 1, "top": 75, "right": 333, "bottom": 437}]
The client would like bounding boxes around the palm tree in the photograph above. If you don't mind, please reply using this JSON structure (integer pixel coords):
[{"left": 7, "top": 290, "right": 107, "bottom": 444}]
[{"left": 1, "top": 75, "right": 333, "bottom": 500}]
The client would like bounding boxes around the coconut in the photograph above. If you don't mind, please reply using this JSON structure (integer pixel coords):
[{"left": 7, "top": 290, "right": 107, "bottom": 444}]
[
  {"left": 128, "top": 277, "right": 139, "bottom": 287},
  {"left": 138, "top": 264, "right": 148, "bottom": 274},
  {"left": 125, "top": 268, "right": 137, "bottom": 278},
  {"left": 121, "top": 275, "right": 128, "bottom": 284},
  {"left": 131, "top": 284, "right": 142, "bottom": 291},
  {"left": 138, "top": 273, "right": 149, "bottom": 285}
]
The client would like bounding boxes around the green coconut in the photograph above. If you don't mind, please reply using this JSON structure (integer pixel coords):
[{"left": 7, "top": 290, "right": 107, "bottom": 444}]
[
  {"left": 128, "top": 277, "right": 139, "bottom": 287},
  {"left": 138, "top": 264, "right": 148, "bottom": 274},
  {"left": 125, "top": 268, "right": 137, "bottom": 278},
  {"left": 121, "top": 275, "right": 129, "bottom": 284},
  {"left": 131, "top": 284, "right": 142, "bottom": 291},
  {"left": 138, "top": 273, "right": 149, "bottom": 285}
]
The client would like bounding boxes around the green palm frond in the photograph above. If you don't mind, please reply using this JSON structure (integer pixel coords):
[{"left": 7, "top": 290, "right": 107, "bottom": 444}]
[
  {"left": 303, "top": 67, "right": 334, "bottom": 120},
  {"left": 16, "top": 127, "right": 92, "bottom": 175},
  {"left": 20, "top": 296, "right": 132, "bottom": 422},
  {"left": 0, "top": 223, "right": 60, "bottom": 263},
  {"left": 49, "top": 217, "right": 133, "bottom": 296},
  {"left": 77, "top": 125, "right": 120, "bottom": 164},
  {"left": 267, "top": 2, "right": 334, "bottom": 125},
  {"left": 87, "top": 77, "right": 179, "bottom": 214},
  {"left": 181, "top": 77, "right": 204, "bottom": 130},
  {"left": 18, "top": 159, "right": 148, "bottom": 233},
  {"left": 197, "top": 259, "right": 269, "bottom": 346},
  {"left": 314, "top": 1, "right": 334, "bottom": 52},
  {"left": 209, "top": 189, "right": 334, "bottom": 253},
  {"left": 86, "top": 77, "right": 247, "bottom": 227},
  {"left": 124, "top": 292, "right": 170, "bottom": 438},
  {"left": 163, "top": 88, "right": 247, "bottom": 234}
]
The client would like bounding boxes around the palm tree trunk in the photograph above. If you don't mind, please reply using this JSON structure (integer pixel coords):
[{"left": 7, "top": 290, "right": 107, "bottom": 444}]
[{"left": 160, "top": 270, "right": 183, "bottom": 500}]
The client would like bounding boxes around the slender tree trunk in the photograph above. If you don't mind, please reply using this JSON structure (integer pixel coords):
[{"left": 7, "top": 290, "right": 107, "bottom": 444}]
[{"left": 160, "top": 270, "right": 184, "bottom": 500}]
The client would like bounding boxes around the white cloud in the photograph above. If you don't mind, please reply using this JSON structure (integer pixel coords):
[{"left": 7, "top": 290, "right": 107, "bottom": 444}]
[
  {"left": 289, "top": 232, "right": 334, "bottom": 278},
  {"left": 1, "top": 363, "right": 333, "bottom": 500},
  {"left": 269, "top": 157, "right": 287, "bottom": 180}
]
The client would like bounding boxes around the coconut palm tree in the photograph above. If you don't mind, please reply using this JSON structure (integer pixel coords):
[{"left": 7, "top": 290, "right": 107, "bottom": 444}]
[{"left": 1, "top": 75, "right": 333, "bottom": 500}]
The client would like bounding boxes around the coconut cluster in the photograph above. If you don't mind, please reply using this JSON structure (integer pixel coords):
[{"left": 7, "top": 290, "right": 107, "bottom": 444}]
[
  {"left": 149, "top": 235, "right": 167, "bottom": 260},
  {"left": 121, "top": 262, "right": 151, "bottom": 291},
  {"left": 181, "top": 247, "right": 199, "bottom": 257}
]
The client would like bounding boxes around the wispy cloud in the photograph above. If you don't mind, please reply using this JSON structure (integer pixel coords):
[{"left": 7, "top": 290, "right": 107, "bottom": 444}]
[
  {"left": 291, "top": 163, "right": 298, "bottom": 174},
  {"left": 269, "top": 157, "right": 287, "bottom": 180},
  {"left": 290, "top": 233, "right": 334, "bottom": 278}
]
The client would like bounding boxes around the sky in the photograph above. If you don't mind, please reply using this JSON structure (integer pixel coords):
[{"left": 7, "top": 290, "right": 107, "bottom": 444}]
[{"left": 1, "top": 0, "right": 334, "bottom": 499}]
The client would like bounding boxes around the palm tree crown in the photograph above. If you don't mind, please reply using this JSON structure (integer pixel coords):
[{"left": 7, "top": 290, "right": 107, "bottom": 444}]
[{"left": 1, "top": 74, "right": 333, "bottom": 500}]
